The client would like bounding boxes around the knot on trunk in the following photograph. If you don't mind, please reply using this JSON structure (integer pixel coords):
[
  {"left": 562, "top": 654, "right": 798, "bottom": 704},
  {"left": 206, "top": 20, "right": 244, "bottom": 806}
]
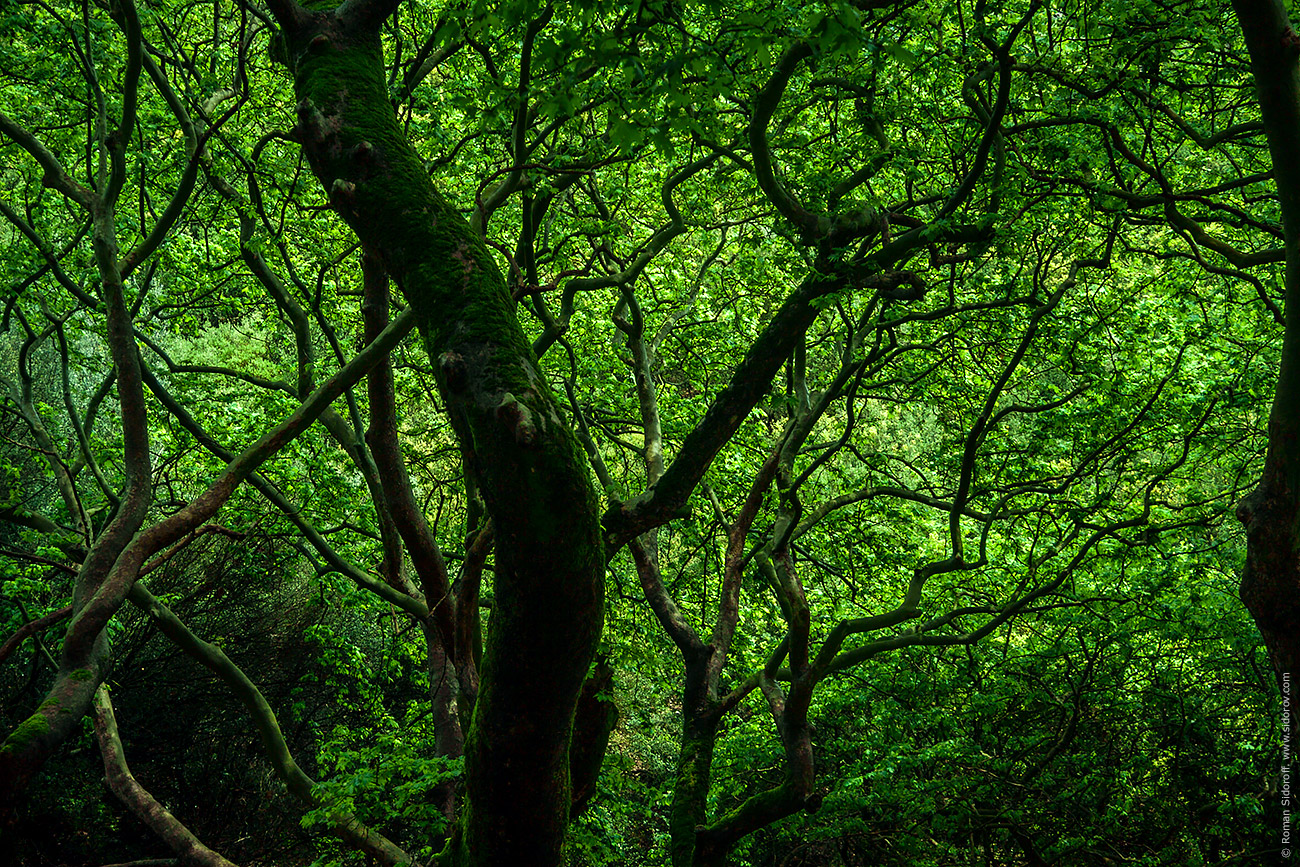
[{"left": 495, "top": 393, "right": 537, "bottom": 447}]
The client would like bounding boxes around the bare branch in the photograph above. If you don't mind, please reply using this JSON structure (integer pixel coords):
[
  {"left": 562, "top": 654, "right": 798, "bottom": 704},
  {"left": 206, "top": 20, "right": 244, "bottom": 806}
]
[
  {"left": 124, "top": 585, "right": 412, "bottom": 865},
  {"left": 92, "top": 687, "right": 241, "bottom": 867}
]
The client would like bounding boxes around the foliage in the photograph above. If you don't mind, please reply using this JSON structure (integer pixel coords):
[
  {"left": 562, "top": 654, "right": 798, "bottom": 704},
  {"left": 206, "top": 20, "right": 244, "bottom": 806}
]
[{"left": 0, "top": 0, "right": 1287, "bottom": 864}]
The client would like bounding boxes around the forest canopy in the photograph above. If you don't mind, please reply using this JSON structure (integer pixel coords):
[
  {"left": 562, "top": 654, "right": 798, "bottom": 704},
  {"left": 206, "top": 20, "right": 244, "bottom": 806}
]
[{"left": 0, "top": 0, "right": 1293, "bottom": 865}]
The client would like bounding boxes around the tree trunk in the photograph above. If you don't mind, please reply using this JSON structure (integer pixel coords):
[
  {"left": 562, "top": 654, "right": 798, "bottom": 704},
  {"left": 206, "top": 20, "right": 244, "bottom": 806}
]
[
  {"left": 266, "top": 3, "right": 605, "bottom": 863},
  {"left": 1231, "top": 0, "right": 1300, "bottom": 739},
  {"left": 569, "top": 658, "right": 618, "bottom": 817},
  {"left": 669, "top": 661, "right": 721, "bottom": 867}
]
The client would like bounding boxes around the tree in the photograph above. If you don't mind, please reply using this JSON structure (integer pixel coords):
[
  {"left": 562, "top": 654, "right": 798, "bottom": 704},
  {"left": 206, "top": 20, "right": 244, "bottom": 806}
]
[
  {"left": 1230, "top": 0, "right": 1300, "bottom": 740},
  {"left": 0, "top": 0, "right": 1282, "bottom": 864}
]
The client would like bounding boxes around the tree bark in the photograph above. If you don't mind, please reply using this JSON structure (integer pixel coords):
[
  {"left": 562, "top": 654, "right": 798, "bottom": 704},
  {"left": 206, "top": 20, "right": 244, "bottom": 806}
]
[
  {"left": 569, "top": 657, "right": 618, "bottom": 817},
  {"left": 1231, "top": 0, "right": 1300, "bottom": 739},
  {"left": 670, "top": 700, "right": 720, "bottom": 867},
  {"left": 92, "top": 687, "right": 241, "bottom": 867},
  {"left": 265, "top": 3, "right": 605, "bottom": 863}
]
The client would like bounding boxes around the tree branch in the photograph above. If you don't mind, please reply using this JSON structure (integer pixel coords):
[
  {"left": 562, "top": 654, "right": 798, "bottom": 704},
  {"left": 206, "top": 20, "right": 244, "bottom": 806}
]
[{"left": 92, "top": 687, "right": 241, "bottom": 867}]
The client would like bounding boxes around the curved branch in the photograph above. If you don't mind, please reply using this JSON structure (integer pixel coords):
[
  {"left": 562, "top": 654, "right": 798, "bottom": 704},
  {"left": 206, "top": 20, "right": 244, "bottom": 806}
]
[
  {"left": 749, "top": 42, "right": 821, "bottom": 240},
  {"left": 92, "top": 687, "right": 241, "bottom": 867},
  {"left": 362, "top": 254, "right": 456, "bottom": 647},
  {"left": 124, "top": 585, "right": 411, "bottom": 865},
  {"left": 139, "top": 363, "right": 428, "bottom": 619},
  {"left": 103, "top": 0, "right": 144, "bottom": 210},
  {"left": 0, "top": 112, "right": 95, "bottom": 209},
  {"left": 628, "top": 537, "right": 702, "bottom": 656},
  {"left": 0, "top": 606, "right": 73, "bottom": 668},
  {"left": 0, "top": 203, "right": 98, "bottom": 307},
  {"left": 471, "top": 4, "right": 554, "bottom": 237},
  {"left": 938, "top": 46, "right": 1013, "bottom": 220},
  {"left": 118, "top": 50, "right": 236, "bottom": 279}
]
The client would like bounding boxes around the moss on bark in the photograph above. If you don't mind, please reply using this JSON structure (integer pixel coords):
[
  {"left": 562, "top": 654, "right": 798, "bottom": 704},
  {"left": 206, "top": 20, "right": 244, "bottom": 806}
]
[
  {"left": 274, "top": 8, "right": 605, "bottom": 864},
  {"left": 0, "top": 714, "right": 50, "bottom": 755},
  {"left": 669, "top": 715, "right": 719, "bottom": 867}
]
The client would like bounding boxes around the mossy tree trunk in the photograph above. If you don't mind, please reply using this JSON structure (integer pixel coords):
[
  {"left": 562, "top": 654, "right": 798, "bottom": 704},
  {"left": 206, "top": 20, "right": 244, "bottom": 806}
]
[
  {"left": 669, "top": 667, "right": 721, "bottom": 867},
  {"left": 264, "top": 1, "right": 605, "bottom": 863},
  {"left": 1231, "top": 0, "right": 1300, "bottom": 740}
]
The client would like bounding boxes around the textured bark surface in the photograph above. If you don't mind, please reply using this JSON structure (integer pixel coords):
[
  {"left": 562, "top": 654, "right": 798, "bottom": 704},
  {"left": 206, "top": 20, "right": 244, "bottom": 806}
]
[{"left": 268, "top": 4, "right": 605, "bottom": 863}]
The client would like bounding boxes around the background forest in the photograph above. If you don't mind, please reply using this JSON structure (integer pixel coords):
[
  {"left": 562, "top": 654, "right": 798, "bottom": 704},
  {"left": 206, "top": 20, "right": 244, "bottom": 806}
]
[{"left": 0, "top": 0, "right": 1289, "bottom": 864}]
